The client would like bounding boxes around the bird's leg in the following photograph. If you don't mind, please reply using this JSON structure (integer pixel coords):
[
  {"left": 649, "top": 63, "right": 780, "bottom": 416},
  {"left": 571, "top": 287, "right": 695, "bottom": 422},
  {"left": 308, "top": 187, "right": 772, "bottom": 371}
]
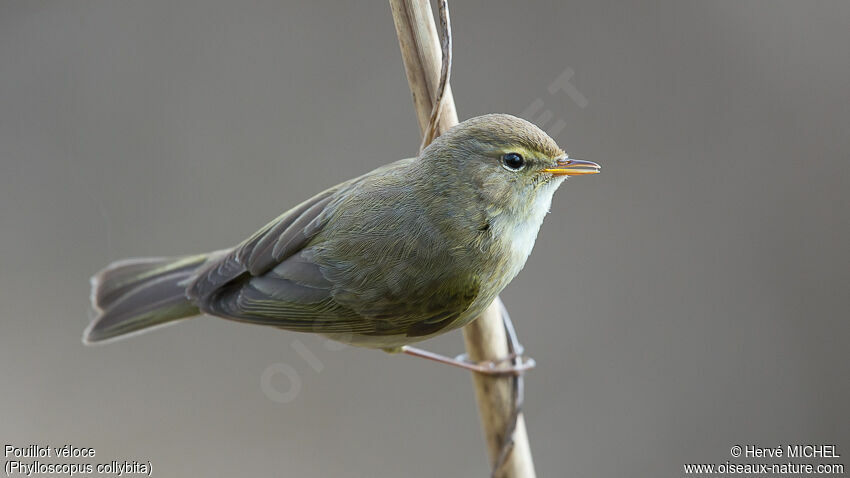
[
  {"left": 400, "top": 345, "right": 535, "bottom": 375},
  {"left": 395, "top": 298, "right": 530, "bottom": 477}
]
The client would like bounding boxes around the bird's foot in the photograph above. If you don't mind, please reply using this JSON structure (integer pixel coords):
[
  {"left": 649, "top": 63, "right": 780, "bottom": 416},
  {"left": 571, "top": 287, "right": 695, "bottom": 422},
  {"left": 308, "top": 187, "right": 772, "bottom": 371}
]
[{"left": 400, "top": 345, "right": 535, "bottom": 375}]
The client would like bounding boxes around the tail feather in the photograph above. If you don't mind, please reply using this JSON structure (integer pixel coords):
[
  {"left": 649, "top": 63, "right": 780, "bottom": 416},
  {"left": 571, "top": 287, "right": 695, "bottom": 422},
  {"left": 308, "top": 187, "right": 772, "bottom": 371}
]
[{"left": 85, "top": 254, "right": 207, "bottom": 344}]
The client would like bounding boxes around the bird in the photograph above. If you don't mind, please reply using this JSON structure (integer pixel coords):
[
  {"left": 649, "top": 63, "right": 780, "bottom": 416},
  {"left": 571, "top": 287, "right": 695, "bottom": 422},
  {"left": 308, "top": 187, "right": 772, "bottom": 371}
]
[{"left": 84, "top": 114, "right": 599, "bottom": 371}]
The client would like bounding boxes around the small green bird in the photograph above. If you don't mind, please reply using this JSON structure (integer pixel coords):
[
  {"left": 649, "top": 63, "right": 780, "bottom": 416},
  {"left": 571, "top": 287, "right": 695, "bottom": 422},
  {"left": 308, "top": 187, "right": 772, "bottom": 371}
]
[{"left": 85, "top": 114, "right": 599, "bottom": 364}]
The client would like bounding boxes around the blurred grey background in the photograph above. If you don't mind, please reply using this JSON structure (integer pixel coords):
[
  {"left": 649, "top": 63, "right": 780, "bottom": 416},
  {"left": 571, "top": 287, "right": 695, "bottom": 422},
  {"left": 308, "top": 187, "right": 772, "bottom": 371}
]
[{"left": 1, "top": 1, "right": 848, "bottom": 477}]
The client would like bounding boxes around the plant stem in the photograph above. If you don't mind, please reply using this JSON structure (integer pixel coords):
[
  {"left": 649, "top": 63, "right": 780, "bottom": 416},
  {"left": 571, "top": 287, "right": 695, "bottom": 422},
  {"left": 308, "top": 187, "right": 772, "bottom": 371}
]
[{"left": 389, "top": 1, "right": 537, "bottom": 476}]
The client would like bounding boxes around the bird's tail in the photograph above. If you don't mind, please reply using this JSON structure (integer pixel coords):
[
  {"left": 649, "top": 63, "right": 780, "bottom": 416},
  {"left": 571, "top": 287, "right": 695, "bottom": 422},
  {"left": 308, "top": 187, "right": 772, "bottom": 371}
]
[{"left": 84, "top": 254, "right": 209, "bottom": 344}]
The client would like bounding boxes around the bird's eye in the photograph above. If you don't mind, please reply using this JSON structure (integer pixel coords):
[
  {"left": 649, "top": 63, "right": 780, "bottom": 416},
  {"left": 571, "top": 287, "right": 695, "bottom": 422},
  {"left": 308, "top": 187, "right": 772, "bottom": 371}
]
[{"left": 501, "top": 152, "right": 525, "bottom": 171}]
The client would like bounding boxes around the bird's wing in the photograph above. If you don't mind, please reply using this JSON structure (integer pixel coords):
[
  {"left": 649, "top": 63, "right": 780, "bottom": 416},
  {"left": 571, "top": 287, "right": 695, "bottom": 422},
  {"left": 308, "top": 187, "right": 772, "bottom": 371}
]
[
  {"left": 197, "top": 248, "right": 372, "bottom": 333},
  {"left": 200, "top": 248, "right": 481, "bottom": 338},
  {"left": 186, "top": 185, "right": 340, "bottom": 303},
  {"left": 187, "top": 158, "right": 417, "bottom": 303},
  {"left": 186, "top": 157, "right": 476, "bottom": 339}
]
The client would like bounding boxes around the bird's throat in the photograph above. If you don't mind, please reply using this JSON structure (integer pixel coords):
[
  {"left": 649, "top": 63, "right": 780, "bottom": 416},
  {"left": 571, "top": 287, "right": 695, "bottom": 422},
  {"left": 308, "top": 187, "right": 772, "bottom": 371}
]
[{"left": 486, "top": 177, "right": 562, "bottom": 283}]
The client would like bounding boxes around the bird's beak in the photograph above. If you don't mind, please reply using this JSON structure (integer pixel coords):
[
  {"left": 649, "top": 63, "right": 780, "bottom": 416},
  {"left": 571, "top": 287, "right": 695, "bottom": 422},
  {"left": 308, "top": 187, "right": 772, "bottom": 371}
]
[{"left": 542, "top": 158, "right": 601, "bottom": 176}]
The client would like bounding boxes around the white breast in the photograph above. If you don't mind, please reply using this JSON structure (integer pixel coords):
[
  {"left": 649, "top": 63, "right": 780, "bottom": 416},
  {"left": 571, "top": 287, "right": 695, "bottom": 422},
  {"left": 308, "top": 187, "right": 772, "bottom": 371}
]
[{"left": 493, "top": 177, "right": 563, "bottom": 275}]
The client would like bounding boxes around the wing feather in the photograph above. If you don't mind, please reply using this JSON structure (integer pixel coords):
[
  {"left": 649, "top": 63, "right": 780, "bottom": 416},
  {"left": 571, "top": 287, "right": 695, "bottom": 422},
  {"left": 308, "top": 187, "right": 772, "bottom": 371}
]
[
  {"left": 183, "top": 157, "right": 481, "bottom": 343},
  {"left": 187, "top": 187, "right": 338, "bottom": 302}
]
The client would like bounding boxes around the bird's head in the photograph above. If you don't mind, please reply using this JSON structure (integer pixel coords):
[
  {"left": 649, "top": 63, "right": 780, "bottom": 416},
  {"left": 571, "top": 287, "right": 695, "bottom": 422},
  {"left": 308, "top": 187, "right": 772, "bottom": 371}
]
[{"left": 420, "top": 114, "right": 599, "bottom": 219}]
